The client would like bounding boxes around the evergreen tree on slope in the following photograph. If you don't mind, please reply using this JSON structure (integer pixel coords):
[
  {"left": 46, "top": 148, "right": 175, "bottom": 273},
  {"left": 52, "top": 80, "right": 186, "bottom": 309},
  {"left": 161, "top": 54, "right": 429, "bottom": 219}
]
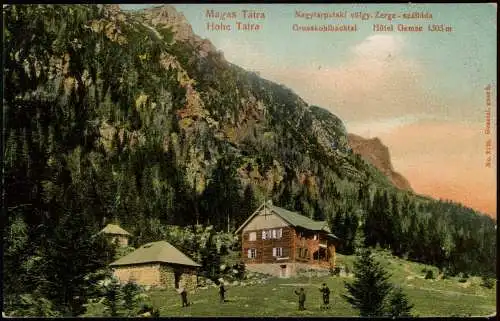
[
  {"left": 342, "top": 248, "right": 393, "bottom": 317},
  {"left": 388, "top": 286, "right": 414, "bottom": 317}
]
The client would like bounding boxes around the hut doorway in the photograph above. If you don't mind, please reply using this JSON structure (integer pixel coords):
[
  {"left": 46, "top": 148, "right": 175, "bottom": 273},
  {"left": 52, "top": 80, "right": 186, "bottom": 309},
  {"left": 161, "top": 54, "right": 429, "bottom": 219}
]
[
  {"left": 174, "top": 269, "right": 181, "bottom": 289},
  {"left": 280, "top": 264, "right": 287, "bottom": 278}
]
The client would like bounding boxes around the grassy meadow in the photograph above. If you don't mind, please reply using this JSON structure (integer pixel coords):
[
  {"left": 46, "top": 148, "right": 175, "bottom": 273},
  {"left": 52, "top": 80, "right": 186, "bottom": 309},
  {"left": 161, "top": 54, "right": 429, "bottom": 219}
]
[{"left": 148, "top": 251, "right": 496, "bottom": 317}]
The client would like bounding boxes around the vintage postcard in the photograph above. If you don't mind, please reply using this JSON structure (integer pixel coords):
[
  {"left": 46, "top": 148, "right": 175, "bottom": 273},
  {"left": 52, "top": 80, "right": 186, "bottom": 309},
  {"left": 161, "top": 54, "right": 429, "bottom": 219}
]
[{"left": 3, "top": 3, "right": 496, "bottom": 318}]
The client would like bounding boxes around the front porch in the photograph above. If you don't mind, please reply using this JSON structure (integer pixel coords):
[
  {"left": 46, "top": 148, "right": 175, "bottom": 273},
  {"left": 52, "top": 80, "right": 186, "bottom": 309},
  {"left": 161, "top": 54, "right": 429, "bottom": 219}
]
[{"left": 304, "top": 240, "right": 336, "bottom": 268}]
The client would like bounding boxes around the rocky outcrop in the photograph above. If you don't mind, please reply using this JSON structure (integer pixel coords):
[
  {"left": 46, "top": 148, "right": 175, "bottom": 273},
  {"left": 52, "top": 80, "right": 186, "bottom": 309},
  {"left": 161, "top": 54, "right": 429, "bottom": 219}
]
[
  {"left": 142, "top": 5, "right": 195, "bottom": 42},
  {"left": 347, "top": 134, "right": 413, "bottom": 191},
  {"left": 140, "top": 5, "right": 219, "bottom": 58}
]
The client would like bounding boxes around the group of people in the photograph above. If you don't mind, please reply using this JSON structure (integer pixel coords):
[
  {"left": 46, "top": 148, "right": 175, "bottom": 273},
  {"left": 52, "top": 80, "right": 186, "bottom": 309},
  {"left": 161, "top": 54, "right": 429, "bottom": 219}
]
[
  {"left": 176, "top": 282, "right": 331, "bottom": 312},
  {"left": 294, "top": 283, "right": 331, "bottom": 311},
  {"left": 176, "top": 283, "right": 227, "bottom": 307}
]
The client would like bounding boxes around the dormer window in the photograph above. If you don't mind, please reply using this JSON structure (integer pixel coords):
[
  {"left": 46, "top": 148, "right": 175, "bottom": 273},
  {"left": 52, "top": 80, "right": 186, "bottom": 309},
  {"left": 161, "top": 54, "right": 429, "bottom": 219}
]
[{"left": 262, "top": 229, "right": 283, "bottom": 240}]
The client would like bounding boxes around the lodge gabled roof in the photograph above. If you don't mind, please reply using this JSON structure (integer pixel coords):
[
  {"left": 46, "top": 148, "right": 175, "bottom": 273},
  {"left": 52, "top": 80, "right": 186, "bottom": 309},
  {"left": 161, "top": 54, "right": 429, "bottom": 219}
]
[
  {"left": 99, "top": 224, "right": 132, "bottom": 236},
  {"left": 109, "top": 240, "right": 201, "bottom": 267},
  {"left": 235, "top": 201, "right": 339, "bottom": 240}
]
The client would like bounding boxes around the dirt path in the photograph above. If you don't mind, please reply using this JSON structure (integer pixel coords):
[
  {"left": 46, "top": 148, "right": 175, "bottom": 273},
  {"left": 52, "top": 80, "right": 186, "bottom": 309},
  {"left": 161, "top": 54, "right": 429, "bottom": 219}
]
[
  {"left": 403, "top": 263, "right": 414, "bottom": 274},
  {"left": 417, "top": 286, "right": 488, "bottom": 298}
]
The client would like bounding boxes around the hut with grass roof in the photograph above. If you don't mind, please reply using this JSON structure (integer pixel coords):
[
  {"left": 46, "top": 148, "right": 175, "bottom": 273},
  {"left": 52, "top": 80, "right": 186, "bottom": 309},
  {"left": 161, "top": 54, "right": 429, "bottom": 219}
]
[
  {"left": 99, "top": 223, "right": 132, "bottom": 247},
  {"left": 110, "top": 240, "right": 201, "bottom": 290}
]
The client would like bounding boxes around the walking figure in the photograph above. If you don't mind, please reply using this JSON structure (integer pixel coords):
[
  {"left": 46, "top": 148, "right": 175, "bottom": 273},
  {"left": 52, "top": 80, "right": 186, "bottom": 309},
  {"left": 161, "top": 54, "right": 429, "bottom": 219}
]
[
  {"left": 176, "top": 285, "right": 189, "bottom": 307},
  {"left": 319, "top": 283, "right": 330, "bottom": 310},
  {"left": 294, "top": 287, "right": 306, "bottom": 311},
  {"left": 219, "top": 283, "right": 226, "bottom": 303}
]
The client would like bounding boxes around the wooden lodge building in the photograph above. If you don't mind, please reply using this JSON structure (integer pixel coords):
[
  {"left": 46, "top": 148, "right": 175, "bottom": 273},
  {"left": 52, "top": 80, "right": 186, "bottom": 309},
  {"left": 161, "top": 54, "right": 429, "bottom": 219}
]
[
  {"left": 110, "top": 241, "right": 201, "bottom": 291},
  {"left": 235, "top": 201, "right": 340, "bottom": 278}
]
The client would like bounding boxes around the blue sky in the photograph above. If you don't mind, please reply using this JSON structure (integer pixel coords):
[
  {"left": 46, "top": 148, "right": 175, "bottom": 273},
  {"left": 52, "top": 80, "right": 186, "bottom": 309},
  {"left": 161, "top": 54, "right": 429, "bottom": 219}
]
[
  {"left": 121, "top": 3, "right": 496, "bottom": 116},
  {"left": 120, "top": 3, "right": 497, "bottom": 216}
]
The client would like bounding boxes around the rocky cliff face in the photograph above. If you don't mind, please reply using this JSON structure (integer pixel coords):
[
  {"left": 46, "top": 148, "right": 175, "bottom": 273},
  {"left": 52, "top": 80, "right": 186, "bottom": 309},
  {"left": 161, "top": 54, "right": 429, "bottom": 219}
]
[
  {"left": 4, "top": 4, "right": 396, "bottom": 230},
  {"left": 137, "top": 5, "right": 219, "bottom": 58},
  {"left": 347, "top": 134, "right": 412, "bottom": 191}
]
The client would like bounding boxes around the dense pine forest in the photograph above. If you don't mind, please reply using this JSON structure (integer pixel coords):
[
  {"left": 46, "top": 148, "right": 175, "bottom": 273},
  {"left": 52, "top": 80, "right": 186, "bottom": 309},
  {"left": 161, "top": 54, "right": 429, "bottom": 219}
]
[{"left": 3, "top": 4, "right": 496, "bottom": 316}]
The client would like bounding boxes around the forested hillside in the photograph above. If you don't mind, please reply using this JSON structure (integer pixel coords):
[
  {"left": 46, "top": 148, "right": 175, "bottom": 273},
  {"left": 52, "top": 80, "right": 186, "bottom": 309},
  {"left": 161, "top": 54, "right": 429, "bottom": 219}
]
[{"left": 3, "top": 4, "right": 496, "bottom": 316}]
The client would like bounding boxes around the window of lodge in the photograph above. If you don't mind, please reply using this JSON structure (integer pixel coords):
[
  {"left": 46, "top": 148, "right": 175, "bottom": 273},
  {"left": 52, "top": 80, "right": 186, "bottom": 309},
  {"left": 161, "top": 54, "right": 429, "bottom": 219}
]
[
  {"left": 273, "top": 247, "right": 283, "bottom": 257},
  {"left": 247, "top": 248, "right": 257, "bottom": 258}
]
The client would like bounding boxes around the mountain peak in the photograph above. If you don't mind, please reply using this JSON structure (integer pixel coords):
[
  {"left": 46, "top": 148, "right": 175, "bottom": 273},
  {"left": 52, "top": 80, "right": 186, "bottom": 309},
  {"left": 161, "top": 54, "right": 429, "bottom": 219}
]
[
  {"left": 347, "top": 133, "right": 412, "bottom": 191},
  {"left": 102, "top": 4, "right": 126, "bottom": 21},
  {"left": 138, "top": 5, "right": 218, "bottom": 58},
  {"left": 141, "top": 5, "right": 197, "bottom": 43}
]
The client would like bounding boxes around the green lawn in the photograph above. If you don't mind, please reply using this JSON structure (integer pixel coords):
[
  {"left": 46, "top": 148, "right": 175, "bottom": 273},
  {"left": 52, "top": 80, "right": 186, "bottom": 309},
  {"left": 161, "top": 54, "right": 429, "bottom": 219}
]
[{"left": 148, "top": 252, "right": 496, "bottom": 317}]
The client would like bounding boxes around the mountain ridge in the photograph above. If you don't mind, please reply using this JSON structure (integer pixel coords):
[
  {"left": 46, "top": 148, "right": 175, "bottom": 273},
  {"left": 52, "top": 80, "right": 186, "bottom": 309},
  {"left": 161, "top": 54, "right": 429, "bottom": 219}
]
[
  {"left": 128, "top": 4, "right": 414, "bottom": 193},
  {"left": 118, "top": 4, "right": 413, "bottom": 194}
]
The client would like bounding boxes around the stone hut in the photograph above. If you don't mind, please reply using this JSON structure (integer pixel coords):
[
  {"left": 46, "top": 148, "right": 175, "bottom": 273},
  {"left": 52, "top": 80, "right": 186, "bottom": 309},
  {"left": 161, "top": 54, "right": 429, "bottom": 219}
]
[
  {"left": 99, "top": 224, "right": 132, "bottom": 247},
  {"left": 110, "top": 241, "right": 201, "bottom": 291}
]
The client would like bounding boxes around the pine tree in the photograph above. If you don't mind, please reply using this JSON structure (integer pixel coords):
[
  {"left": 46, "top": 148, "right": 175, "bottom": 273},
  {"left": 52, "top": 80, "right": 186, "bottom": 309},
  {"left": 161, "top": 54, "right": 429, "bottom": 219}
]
[
  {"left": 352, "top": 221, "right": 366, "bottom": 254},
  {"left": 3, "top": 213, "right": 31, "bottom": 310},
  {"left": 379, "top": 190, "right": 393, "bottom": 248},
  {"left": 38, "top": 206, "right": 116, "bottom": 316},
  {"left": 122, "top": 282, "right": 142, "bottom": 315},
  {"left": 103, "top": 278, "right": 123, "bottom": 317},
  {"left": 390, "top": 192, "right": 404, "bottom": 255},
  {"left": 241, "top": 184, "right": 258, "bottom": 225},
  {"left": 332, "top": 207, "right": 346, "bottom": 248},
  {"left": 342, "top": 249, "right": 393, "bottom": 316},
  {"left": 388, "top": 286, "right": 414, "bottom": 317}
]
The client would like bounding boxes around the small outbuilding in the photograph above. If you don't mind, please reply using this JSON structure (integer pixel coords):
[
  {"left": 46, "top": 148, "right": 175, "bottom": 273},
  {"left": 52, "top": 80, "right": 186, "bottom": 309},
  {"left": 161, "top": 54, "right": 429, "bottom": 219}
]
[
  {"left": 99, "top": 224, "right": 132, "bottom": 247},
  {"left": 110, "top": 241, "right": 201, "bottom": 291}
]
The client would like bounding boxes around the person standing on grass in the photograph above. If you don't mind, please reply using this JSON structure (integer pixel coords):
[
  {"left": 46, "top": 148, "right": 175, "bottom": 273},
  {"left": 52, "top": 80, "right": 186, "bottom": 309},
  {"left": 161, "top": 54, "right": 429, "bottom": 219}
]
[
  {"left": 294, "top": 287, "right": 306, "bottom": 311},
  {"left": 219, "top": 282, "right": 226, "bottom": 303},
  {"left": 319, "top": 283, "right": 330, "bottom": 310},
  {"left": 176, "top": 284, "right": 189, "bottom": 307}
]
